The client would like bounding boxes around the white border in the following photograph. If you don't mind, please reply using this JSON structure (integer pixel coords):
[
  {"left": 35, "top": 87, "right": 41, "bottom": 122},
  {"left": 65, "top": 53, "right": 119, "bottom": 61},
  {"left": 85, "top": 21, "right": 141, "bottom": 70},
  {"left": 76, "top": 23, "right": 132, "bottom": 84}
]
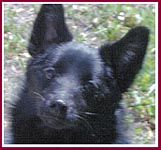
[
  {"left": 2, "top": 2, "right": 158, "bottom": 148},
  {"left": 155, "top": 1, "right": 158, "bottom": 148},
  {"left": 2, "top": 1, "right": 5, "bottom": 148},
  {"left": 2, "top": 2, "right": 158, "bottom": 4}
]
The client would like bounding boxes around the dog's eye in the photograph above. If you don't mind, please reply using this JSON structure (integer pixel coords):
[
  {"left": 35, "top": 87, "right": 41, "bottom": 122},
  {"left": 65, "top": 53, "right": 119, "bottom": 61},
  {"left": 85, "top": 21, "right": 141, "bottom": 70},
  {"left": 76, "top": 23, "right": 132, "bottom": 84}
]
[
  {"left": 43, "top": 67, "right": 56, "bottom": 79},
  {"left": 88, "top": 80, "right": 98, "bottom": 89},
  {"left": 82, "top": 80, "right": 98, "bottom": 92}
]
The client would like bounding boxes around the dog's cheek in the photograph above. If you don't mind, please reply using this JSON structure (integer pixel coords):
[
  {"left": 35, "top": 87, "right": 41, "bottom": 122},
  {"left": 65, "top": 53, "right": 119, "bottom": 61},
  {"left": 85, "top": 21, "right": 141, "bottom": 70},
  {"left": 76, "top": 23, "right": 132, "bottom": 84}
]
[
  {"left": 27, "top": 70, "right": 45, "bottom": 93},
  {"left": 81, "top": 89, "right": 99, "bottom": 112},
  {"left": 76, "top": 96, "right": 87, "bottom": 112},
  {"left": 81, "top": 84, "right": 113, "bottom": 113}
]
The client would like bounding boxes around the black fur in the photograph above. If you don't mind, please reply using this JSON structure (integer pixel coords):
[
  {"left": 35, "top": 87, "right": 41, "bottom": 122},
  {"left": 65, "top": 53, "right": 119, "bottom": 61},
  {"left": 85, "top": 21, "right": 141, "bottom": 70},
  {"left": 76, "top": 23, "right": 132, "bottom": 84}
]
[{"left": 11, "top": 4, "right": 149, "bottom": 144}]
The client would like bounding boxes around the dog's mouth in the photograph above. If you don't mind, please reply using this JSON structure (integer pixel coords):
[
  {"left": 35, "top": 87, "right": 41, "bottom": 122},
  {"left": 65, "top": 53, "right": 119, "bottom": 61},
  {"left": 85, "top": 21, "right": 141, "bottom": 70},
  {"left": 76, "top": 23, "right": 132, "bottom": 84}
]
[
  {"left": 34, "top": 92, "right": 88, "bottom": 129},
  {"left": 38, "top": 109, "right": 80, "bottom": 129},
  {"left": 39, "top": 115, "right": 75, "bottom": 129}
]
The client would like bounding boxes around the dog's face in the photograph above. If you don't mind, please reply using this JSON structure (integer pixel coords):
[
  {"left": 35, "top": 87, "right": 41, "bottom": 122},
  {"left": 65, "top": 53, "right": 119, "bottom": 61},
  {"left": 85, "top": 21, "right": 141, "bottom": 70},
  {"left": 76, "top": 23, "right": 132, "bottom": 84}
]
[
  {"left": 28, "top": 42, "right": 107, "bottom": 129},
  {"left": 27, "top": 5, "right": 149, "bottom": 129}
]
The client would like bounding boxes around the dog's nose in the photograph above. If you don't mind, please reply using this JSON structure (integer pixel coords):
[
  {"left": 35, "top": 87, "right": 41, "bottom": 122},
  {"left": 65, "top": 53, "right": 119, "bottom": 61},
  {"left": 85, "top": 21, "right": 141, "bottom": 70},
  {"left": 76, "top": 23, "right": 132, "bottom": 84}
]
[{"left": 49, "top": 100, "right": 67, "bottom": 115}]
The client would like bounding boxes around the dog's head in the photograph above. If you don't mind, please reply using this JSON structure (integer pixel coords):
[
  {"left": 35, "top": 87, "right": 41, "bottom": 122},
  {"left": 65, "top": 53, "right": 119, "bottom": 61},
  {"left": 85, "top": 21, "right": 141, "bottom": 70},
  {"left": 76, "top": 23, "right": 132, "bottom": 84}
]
[{"left": 27, "top": 5, "right": 149, "bottom": 129}]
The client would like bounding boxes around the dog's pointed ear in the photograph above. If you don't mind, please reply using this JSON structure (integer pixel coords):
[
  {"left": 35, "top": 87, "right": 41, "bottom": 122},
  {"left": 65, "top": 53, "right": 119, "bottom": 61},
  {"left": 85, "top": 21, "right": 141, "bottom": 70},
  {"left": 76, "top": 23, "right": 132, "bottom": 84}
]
[
  {"left": 28, "top": 4, "right": 73, "bottom": 57},
  {"left": 100, "top": 26, "right": 149, "bottom": 93}
]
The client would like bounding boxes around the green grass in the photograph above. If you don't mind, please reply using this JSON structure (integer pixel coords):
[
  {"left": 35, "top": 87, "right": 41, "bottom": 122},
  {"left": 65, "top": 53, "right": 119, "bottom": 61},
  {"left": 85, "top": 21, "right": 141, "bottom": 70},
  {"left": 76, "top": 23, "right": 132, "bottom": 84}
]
[{"left": 4, "top": 4, "right": 156, "bottom": 144}]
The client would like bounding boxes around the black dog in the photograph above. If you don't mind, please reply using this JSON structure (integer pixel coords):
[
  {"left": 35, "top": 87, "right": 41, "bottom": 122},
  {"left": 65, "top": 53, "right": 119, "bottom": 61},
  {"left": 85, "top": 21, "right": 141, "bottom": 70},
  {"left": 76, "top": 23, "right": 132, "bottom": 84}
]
[{"left": 11, "top": 4, "right": 149, "bottom": 144}]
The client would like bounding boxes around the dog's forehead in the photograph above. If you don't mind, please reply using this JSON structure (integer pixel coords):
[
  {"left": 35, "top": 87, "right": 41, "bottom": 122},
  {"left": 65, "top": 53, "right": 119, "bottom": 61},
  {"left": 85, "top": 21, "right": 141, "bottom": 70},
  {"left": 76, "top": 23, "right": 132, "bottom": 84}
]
[
  {"left": 47, "top": 42, "right": 102, "bottom": 67},
  {"left": 56, "top": 42, "right": 98, "bottom": 58},
  {"left": 45, "top": 42, "right": 104, "bottom": 79}
]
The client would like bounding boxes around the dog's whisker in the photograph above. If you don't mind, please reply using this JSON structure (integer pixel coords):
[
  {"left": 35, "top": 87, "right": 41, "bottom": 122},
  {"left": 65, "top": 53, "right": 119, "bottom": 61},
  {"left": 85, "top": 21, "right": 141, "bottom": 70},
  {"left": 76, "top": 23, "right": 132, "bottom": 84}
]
[
  {"left": 79, "top": 111, "right": 99, "bottom": 116},
  {"left": 83, "top": 112, "right": 99, "bottom": 116},
  {"left": 74, "top": 114, "right": 94, "bottom": 134},
  {"left": 31, "top": 91, "right": 45, "bottom": 101}
]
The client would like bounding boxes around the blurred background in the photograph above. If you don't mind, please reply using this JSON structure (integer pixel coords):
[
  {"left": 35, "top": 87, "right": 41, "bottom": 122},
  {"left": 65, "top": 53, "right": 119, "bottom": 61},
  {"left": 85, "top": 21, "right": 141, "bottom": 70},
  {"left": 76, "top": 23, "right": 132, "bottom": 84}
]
[{"left": 3, "top": 4, "right": 156, "bottom": 144}]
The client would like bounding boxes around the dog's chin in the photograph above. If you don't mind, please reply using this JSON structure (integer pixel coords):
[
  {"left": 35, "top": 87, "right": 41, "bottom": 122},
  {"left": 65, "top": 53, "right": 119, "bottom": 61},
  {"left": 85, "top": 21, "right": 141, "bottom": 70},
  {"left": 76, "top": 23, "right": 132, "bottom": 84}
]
[{"left": 38, "top": 113, "right": 78, "bottom": 129}]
